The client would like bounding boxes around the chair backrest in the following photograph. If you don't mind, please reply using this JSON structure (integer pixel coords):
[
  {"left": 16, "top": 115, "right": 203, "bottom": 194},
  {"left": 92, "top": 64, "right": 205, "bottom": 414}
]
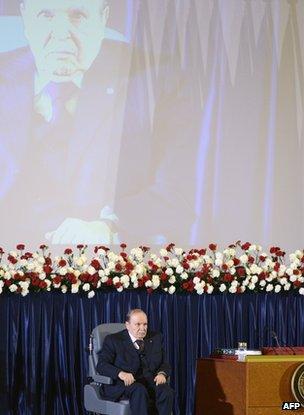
[{"left": 89, "top": 323, "right": 125, "bottom": 377}]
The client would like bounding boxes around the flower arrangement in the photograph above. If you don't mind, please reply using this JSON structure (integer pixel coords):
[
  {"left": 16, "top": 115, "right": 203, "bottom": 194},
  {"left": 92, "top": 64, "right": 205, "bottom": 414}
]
[{"left": 0, "top": 242, "right": 303, "bottom": 298}]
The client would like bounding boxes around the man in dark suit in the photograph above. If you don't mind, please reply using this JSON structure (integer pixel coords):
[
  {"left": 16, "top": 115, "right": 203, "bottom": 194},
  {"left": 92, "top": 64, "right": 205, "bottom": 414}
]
[
  {"left": 0, "top": 0, "right": 195, "bottom": 247},
  {"left": 97, "top": 309, "right": 174, "bottom": 415}
]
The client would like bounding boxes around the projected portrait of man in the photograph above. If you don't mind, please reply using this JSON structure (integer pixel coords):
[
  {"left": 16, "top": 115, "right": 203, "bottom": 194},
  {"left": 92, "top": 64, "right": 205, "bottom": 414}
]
[
  {"left": 21, "top": 0, "right": 109, "bottom": 85},
  {"left": 0, "top": 0, "right": 194, "bottom": 247}
]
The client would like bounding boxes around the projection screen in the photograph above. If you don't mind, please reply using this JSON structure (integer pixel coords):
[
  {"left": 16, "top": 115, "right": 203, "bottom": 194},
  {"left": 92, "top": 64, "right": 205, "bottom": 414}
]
[{"left": 0, "top": 0, "right": 303, "bottom": 250}]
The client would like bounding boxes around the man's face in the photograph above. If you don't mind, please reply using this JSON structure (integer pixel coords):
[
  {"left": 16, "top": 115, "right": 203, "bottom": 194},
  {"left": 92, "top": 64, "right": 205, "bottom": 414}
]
[
  {"left": 21, "top": 0, "right": 109, "bottom": 81},
  {"left": 126, "top": 312, "right": 148, "bottom": 340}
]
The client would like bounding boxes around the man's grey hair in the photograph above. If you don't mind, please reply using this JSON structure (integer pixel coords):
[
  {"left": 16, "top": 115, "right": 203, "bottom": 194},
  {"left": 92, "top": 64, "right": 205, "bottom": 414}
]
[{"left": 126, "top": 309, "right": 147, "bottom": 322}]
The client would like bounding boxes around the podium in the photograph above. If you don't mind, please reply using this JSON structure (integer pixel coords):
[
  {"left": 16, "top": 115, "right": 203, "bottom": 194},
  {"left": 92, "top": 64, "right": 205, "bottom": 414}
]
[{"left": 195, "top": 356, "right": 304, "bottom": 415}]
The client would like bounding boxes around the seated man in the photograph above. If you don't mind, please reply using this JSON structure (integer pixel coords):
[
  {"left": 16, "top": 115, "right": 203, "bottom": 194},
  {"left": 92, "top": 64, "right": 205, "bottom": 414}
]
[{"left": 97, "top": 309, "right": 174, "bottom": 415}]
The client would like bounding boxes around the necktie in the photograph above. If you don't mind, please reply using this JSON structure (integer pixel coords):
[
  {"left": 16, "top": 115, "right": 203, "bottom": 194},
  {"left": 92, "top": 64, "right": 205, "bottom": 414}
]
[{"left": 135, "top": 340, "right": 145, "bottom": 352}]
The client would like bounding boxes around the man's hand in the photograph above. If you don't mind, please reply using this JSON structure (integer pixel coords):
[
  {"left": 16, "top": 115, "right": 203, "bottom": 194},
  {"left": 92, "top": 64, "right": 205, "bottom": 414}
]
[
  {"left": 46, "top": 218, "right": 117, "bottom": 244},
  {"left": 118, "top": 371, "right": 135, "bottom": 386},
  {"left": 154, "top": 373, "right": 166, "bottom": 386}
]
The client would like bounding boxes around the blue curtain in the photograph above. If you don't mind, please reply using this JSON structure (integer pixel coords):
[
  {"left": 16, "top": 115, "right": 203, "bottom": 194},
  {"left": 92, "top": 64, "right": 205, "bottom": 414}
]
[{"left": 1, "top": 292, "right": 304, "bottom": 415}]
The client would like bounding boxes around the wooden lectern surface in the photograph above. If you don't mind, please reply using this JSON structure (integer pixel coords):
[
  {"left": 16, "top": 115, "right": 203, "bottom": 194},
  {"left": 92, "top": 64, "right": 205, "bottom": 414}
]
[{"left": 195, "top": 357, "right": 304, "bottom": 415}]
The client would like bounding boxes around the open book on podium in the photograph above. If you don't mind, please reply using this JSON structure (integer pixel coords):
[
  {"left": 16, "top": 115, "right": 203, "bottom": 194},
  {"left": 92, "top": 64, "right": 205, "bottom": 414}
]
[{"left": 195, "top": 354, "right": 304, "bottom": 415}]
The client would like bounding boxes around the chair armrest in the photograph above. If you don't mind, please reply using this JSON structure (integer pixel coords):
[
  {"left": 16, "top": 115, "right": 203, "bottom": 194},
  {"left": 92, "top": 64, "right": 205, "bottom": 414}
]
[{"left": 91, "top": 374, "right": 113, "bottom": 385}]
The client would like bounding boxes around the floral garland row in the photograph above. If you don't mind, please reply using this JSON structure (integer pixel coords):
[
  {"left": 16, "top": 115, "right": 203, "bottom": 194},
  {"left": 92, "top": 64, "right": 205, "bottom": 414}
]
[{"left": 0, "top": 242, "right": 303, "bottom": 298}]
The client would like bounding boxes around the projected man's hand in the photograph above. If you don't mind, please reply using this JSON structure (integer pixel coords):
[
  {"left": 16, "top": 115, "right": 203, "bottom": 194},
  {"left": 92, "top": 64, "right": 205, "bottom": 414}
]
[{"left": 45, "top": 218, "right": 116, "bottom": 244}]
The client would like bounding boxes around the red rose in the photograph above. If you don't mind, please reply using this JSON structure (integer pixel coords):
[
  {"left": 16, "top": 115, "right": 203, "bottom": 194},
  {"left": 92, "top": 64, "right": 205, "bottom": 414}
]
[
  {"left": 233, "top": 258, "right": 240, "bottom": 266},
  {"left": 115, "top": 263, "right": 122, "bottom": 272},
  {"left": 0, "top": 247, "right": 4, "bottom": 254},
  {"left": 39, "top": 244, "right": 48, "bottom": 250},
  {"left": 209, "top": 243, "right": 217, "bottom": 251},
  {"left": 45, "top": 257, "right": 52, "bottom": 265},
  {"left": 121, "top": 252, "right": 128, "bottom": 259},
  {"left": 106, "top": 278, "right": 113, "bottom": 286},
  {"left": 241, "top": 242, "right": 251, "bottom": 251},
  {"left": 53, "top": 275, "right": 61, "bottom": 285},
  {"left": 64, "top": 248, "right": 73, "bottom": 255},
  {"left": 16, "top": 244, "right": 25, "bottom": 251},
  {"left": 293, "top": 280, "right": 301, "bottom": 287},
  {"left": 198, "top": 249, "right": 207, "bottom": 255},
  {"left": 146, "top": 288, "right": 153, "bottom": 294},
  {"left": 222, "top": 264, "right": 228, "bottom": 271},
  {"left": 43, "top": 265, "right": 53, "bottom": 274},
  {"left": 223, "top": 273, "right": 233, "bottom": 283},
  {"left": 77, "top": 244, "right": 84, "bottom": 249},
  {"left": 39, "top": 281, "right": 47, "bottom": 289},
  {"left": 274, "top": 263, "right": 280, "bottom": 272},
  {"left": 248, "top": 256, "right": 255, "bottom": 264},
  {"left": 160, "top": 273, "right": 167, "bottom": 281},
  {"left": 259, "top": 255, "right": 266, "bottom": 262},
  {"left": 125, "top": 262, "right": 134, "bottom": 273},
  {"left": 165, "top": 243, "right": 175, "bottom": 252},
  {"left": 120, "top": 243, "right": 127, "bottom": 249},
  {"left": 59, "top": 259, "right": 67, "bottom": 267},
  {"left": 8, "top": 255, "right": 18, "bottom": 265},
  {"left": 237, "top": 267, "right": 245, "bottom": 277},
  {"left": 91, "top": 259, "right": 101, "bottom": 270},
  {"left": 293, "top": 269, "right": 300, "bottom": 275}
]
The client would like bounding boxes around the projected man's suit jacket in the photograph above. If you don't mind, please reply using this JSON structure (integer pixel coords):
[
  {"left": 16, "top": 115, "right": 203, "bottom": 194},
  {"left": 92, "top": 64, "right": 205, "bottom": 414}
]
[{"left": 0, "top": 41, "right": 194, "bottom": 246}]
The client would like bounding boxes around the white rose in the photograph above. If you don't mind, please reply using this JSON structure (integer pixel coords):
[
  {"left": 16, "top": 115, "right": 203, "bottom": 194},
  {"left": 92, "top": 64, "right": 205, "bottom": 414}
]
[
  {"left": 176, "top": 265, "right": 183, "bottom": 274},
  {"left": 112, "top": 276, "right": 120, "bottom": 285},
  {"left": 240, "top": 254, "right": 248, "bottom": 264},
  {"left": 59, "top": 268, "right": 67, "bottom": 276},
  {"left": 219, "top": 284, "right": 226, "bottom": 292},
  {"left": 171, "top": 258, "right": 179, "bottom": 268},
  {"left": 9, "top": 284, "right": 18, "bottom": 292},
  {"left": 207, "top": 285, "right": 214, "bottom": 294},
  {"left": 133, "top": 281, "right": 139, "bottom": 288},
  {"left": 174, "top": 247, "right": 183, "bottom": 256},
  {"left": 21, "top": 289, "right": 29, "bottom": 297},
  {"left": 101, "top": 276, "right": 108, "bottom": 283},
  {"left": 274, "top": 285, "right": 281, "bottom": 293},
  {"left": 181, "top": 272, "right": 188, "bottom": 280},
  {"left": 195, "top": 286, "right": 204, "bottom": 295},
  {"left": 160, "top": 249, "right": 168, "bottom": 257},
  {"left": 215, "top": 252, "right": 223, "bottom": 260},
  {"left": 71, "top": 284, "right": 79, "bottom": 294},
  {"left": 266, "top": 284, "right": 273, "bottom": 292},
  {"left": 145, "top": 280, "right": 152, "bottom": 287},
  {"left": 61, "top": 285, "right": 67, "bottom": 294},
  {"left": 168, "top": 286, "right": 176, "bottom": 294},
  {"left": 212, "top": 269, "right": 220, "bottom": 278},
  {"left": 299, "top": 288, "right": 304, "bottom": 295},
  {"left": 116, "top": 286, "right": 124, "bottom": 292},
  {"left": 284, "top": 283, "right": 291, "bottom": 291},
  {"left": 231, "top": 280, "right": 238, "bottom": 287},
  {"left": 39, "top": 273, "right": 46, "bottom": 280},
  {"left": 74, "top": 270, "right": 80, "bottom": 278},
  {"left": 88, "top": 290, "right": 95, "bottom": 298},
  {"left": 168, "top": 276, "right": 176, "bottom": 284},
  {"left": 215, "top": 259, "right": 223, "bottom": 267},
  {"left": 165, "top": 268, "right": 173, "bottom": 276},
  {"left": 259, "top": 280, "right": 266, "bottom": 287},
  {"left": 76, "top": 258, "right": 84, "bottom": 266},
  {"left": 82, "top": 283, "right": 90, "bottom": 292},
  {"left": 280, "top": 277, "right": 288, "bottom": 285},
  {"left": 229, "top": 285, "right": 237, "bottom": 293},
  {"left": 193, "top": 277, "right": 200, "bottom": 285},
  {"left": 88, "top": 266, "right": 96, "bottom": 276},
  {"left": 248, "top": 244, "right": 256, "bottom": 251},
  {"left": 251, "top": 276, "right": 258, "bottom": 284},
  {"left": 248, "top": 283, "right": 255, "bottom": 290}
]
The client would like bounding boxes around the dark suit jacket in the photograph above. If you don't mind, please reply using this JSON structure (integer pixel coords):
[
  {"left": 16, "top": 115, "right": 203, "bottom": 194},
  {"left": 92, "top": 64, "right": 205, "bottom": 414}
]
[{"left": 97, "top": 329, "right": 171, "bottom": 400}]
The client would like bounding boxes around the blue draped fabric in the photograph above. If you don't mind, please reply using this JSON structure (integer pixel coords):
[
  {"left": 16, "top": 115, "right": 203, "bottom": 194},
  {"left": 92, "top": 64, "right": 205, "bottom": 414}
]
[{"left": 1, "top": 292, "right": 304, "bottom": 415}]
